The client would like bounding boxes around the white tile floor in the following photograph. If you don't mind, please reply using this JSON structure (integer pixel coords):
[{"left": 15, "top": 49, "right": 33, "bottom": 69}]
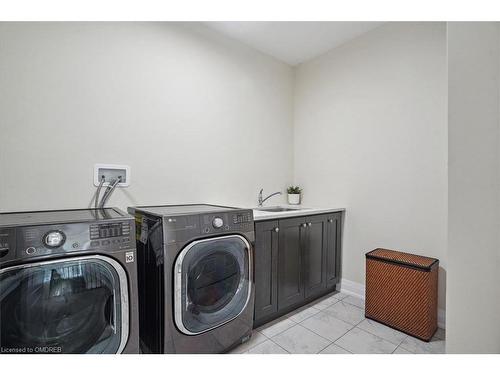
[{"left": 231, "top": 291, "right": 446, "bottom": 354}]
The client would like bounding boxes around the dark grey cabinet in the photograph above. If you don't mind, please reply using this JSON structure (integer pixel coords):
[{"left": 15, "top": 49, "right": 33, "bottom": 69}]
[
  {"left": 253, "top": 211, "right": 342, "bottom": 326},
  {"left": 303, "top": 215, "right": 328, "bottom": 299},
  {"left": 325, "top": 212, "right": 342, "bottom": 288},
  {"left": 254, "top": 220, "right": 279, "bottom": 322},
  {"left": 277, "top": 216, "right": 305, "bottom": 310}
]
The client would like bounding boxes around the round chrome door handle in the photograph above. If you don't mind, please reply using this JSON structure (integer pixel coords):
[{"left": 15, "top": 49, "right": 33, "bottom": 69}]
[
  {"left": 301, "top": 223, "right": 307, "bottom": 228},
  {"left": 274, "top": 227, "right": 279, "bottom": 232},
  {"left": 328, "top": 219, "right": 333, "bottom": 223},
  {"left": 307, "top": 222, "right": 312, "bottom": 227}
]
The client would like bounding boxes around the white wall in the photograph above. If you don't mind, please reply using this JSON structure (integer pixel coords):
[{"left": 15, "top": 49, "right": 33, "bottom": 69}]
[
  {"left": 0, "top": 22, "right": 293, "bottom": 211},
  {"left": 0, "top": 22, "right": 451, "bottom": 319},
  {"left": 293, "top": 23, "right": 448, "bottom": 312},
  {"left": 446, "top": 22, "right": 500, "bottom": 354}
]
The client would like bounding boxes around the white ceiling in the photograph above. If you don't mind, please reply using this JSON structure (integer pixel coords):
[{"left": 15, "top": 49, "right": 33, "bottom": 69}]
[{"left": 204, "top": 22, "right": 384, "bottom": 66}]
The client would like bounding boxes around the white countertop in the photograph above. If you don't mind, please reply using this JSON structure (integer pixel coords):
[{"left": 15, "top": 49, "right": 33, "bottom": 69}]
[{"left": 252, "top": 205, "right": 345, "bottom": 221}]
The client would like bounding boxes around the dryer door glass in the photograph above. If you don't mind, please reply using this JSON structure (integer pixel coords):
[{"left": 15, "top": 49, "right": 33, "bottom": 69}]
[
  {"left": 175, "top": 235, "right": 251, "bottom": 335},
  {"left": 0, "top": 256, "right": 129, "bottom": 354}
]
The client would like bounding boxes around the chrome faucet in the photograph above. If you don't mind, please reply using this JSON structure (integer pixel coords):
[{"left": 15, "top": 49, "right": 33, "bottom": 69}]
[{"left": 258, "top": 188, "right": 282, "bottom": 207}]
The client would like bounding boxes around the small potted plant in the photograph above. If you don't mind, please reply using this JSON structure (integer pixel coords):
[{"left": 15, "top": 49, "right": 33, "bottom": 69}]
[{"left": 287, "top": 186, "right": 302, "bottom": 205}]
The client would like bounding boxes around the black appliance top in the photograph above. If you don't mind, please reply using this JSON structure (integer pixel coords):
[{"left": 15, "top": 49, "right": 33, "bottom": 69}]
[
  {"left": 0, "top": 208, "right": 128, "bottom": 227},
  {"left": 131, "top": 204, "right": 242, "bottom": 217}
]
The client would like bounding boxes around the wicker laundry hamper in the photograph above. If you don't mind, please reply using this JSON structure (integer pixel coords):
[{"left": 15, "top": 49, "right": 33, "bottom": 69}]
[{"left": 365, "top": 248, "right": 439, "bottom": 341}]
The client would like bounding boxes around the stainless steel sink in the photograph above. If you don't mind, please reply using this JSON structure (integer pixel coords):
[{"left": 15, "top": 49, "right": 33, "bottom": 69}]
[{"left": 255, "top": 207, "right": 301, "bottom": 212}]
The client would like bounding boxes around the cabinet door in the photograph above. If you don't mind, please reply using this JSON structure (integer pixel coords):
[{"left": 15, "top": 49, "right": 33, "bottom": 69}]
[
  {"left": 278, "top": 216, "right": 305, "bottom": 310},
  {"left": 304, "top": 215, "right": 328, "bottom": 298},
  {"left": 254, "top": 220, "right": 279, "bottom": 322},
  {"left": 326, "top": 213, "right": 342, "bottom": 288}
]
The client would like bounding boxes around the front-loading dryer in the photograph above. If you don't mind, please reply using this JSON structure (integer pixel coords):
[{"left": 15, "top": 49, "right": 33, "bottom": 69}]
[
  {"left": 0, "top": 208, "right": 139, "bottom": 354},
  {"left": 128, "top": 204, "right": 255, "bottom": 354}
]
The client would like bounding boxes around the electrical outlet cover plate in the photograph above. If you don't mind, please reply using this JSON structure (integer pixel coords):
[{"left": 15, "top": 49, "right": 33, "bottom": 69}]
[{"left": 94, "top": 164, "right": 130, "bottom": 187}]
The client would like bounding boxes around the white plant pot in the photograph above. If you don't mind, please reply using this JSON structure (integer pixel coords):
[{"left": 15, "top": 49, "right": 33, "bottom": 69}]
[{"left": 287, "top": 194, "right": 301, "bottom": 205}]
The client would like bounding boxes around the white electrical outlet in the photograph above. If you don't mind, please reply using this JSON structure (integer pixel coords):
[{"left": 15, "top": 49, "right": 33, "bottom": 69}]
[{"left": 94, "top": 164, "right": 131, "bottom": 187}]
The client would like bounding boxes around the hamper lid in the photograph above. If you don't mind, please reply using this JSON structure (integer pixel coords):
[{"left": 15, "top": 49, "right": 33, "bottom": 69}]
[{"left": 366, "top": 248, "right": 438, "bottom": 271}]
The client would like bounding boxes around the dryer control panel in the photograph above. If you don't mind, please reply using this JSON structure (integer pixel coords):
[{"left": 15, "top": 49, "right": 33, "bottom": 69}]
[
  {"left": 162, "top": 209, "right": 254, "bottom": 244},
  {"left": 201, "top": 210, "right": 253, "bottom": 234}
]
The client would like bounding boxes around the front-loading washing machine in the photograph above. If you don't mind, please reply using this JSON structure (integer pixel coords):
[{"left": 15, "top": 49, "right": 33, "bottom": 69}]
[
  {"left": 128, "top": 204, "right": 254, "bottom": 354},
  {"left": 0, "top": 208, "right": 139, "bottom": 354}
]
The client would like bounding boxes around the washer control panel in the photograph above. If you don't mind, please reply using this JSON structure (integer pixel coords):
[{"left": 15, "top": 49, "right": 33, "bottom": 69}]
[
  {"left": 12, "top": 220, "right": 134, "bottom": 259},
  {"left": 90, "top": 222, "right": 131, "bottom": 240}
]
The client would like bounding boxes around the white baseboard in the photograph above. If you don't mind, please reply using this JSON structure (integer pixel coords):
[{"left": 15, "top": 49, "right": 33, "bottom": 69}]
[
  {"left": 339, "top": 278, "right": 446, "bottom": 329},
  {"left": 339, "top": 278, "right": 365, "bottom": 300},
  {"left": 437, "top": 309, "right": 446, "bottom": 329}
]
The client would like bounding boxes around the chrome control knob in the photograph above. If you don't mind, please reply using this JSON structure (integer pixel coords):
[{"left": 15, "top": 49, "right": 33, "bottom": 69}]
[
  {"left": 44, "top": 231, "right": 66, "bottom": 248},
  {"left": 212, "top": 217, "right": 224, "bottom": 229}
]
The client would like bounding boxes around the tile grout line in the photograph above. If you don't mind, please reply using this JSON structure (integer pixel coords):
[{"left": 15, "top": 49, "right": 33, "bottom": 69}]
[
  {"left": 293, "top": 321, "right": 336, "bottom": 352},
  {"left": 243, "top": 293, "right": 443, "bottom": 354},
  {"left": 257, "top": 316, "right": 296, "bottom": 338},
  {"left": 330, "top": 309, "right": 399, "bottom": 354},
  {"left": 242, "top": 331, "right": 270, "bottom": 353},
  {"left": 246, "top": 337, "right": 293, "bottom": 354},
  {"left": 257, "top": 300, "right": 335, "bottom": 350},
  {"left": 391, "top": 343, "right": 402, "bottom": 354},
  {"left": 269, "top": 323, "right": 331, "bottom": 354},
  {"left": 333, "top": 327, "right": 402, "bottom": 355},
  {"left": 351, "top": 311, "right": 409, "bottom": 353},
  {"left": 314, "top": 297, "right": 343, "bottom": 310},
  {"left": 329, "top": 344, "right": 354, "bottom": 354},
  {"left": 266, "top": 322, "right": 298, "bottom": 340},
  {"left": 331, "top": 323, "right": 359, "bottom": 353},
  {"left": 296, "top": 312, "right": 355, "bottom": 346},
  {"left": 253, "top": 297, "right": 399, "bottom": 354},
  {"left": 245, "top": 293, "right": 444, "bottom": 354},
  {"left": 352, "top": 320, "right": 408, "bottom": 349},
  {"left": 269, "top": 308, "right": 332, "bottom": 353},
  {"left": 289, "top": 305, "right": 323, "bottom": 322},
  {"left": 342, "top": 302, "right": 366, "bottom": 310},
  {"left": 320, "top": 302, "right": 364, "bottom": 326},
  {"left": 269, "top": 338, "right": 293, "bottom": 354},
  {"left": 260, "top": 321, "right": 297, "bottom": 353}
]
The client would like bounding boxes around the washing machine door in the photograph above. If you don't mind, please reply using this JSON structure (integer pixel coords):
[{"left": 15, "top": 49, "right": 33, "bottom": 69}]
[
  {"left": 174, "top": 235, "right": 252, "bottom": 335},
  {"left": 0, "top": 255, "right": 129, "bottom": 354}
]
